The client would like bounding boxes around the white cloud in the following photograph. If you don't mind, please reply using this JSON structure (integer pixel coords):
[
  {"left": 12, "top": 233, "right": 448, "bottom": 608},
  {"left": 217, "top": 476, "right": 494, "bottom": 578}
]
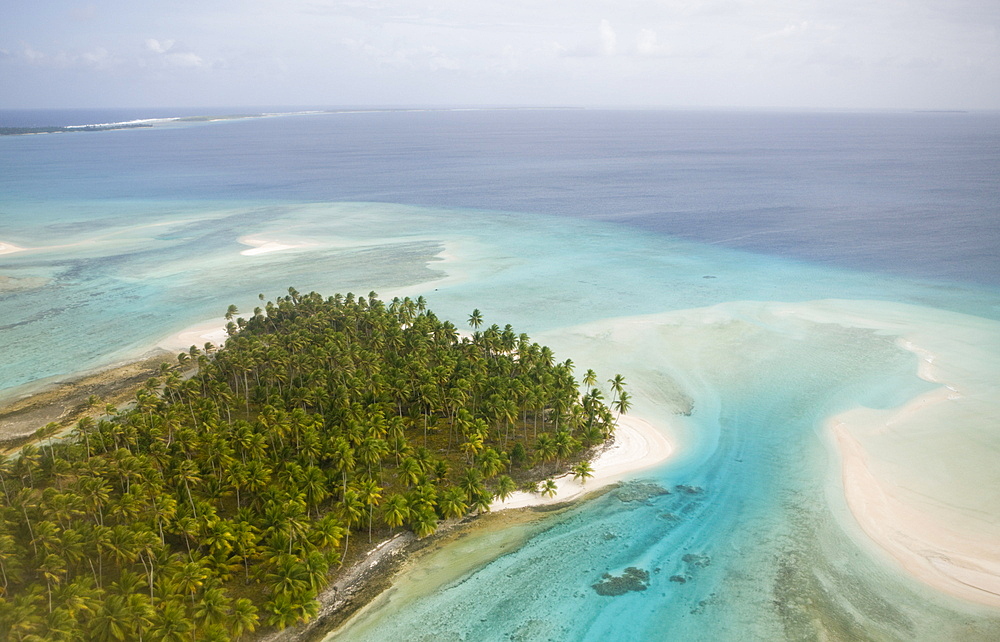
[
  {"left": 3, "top": 0, "right": 999, "bottom": 109},
  {"left": 145, "top": 38, "right": 175, "bottom": 54},
  {"left": 637, "top": 28, "right": 668, "bottom": 57},
  {"left": 21, "top": 45, "right": 46, "bottom": 64},
  {"left": 758, "top": 21, "right": 810, "bottom": 41},
  {"left": 341, "top": 38, "right": 461, "bottom": 71},
  {"left": 164, "top": 51, "right": 205, "bottom": 68},
  {"left": 143, "top": 39, "right": 207, "bottom": 68},
  {"left": 599, "top": 19, "right": 617, "bottom": 56},
  {"left": 80, "top": 47, "right": 111, "bottom": 67}
]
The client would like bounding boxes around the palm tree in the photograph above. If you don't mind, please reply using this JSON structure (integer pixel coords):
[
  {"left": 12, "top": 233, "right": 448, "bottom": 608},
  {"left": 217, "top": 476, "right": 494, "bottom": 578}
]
[
  {"left": 357, "top": 478, "right": 383, "bottom": 543},
  {"left": 457, "top": 468, "right": 485, "bottom": 505},
  {"left": 264, "top": 592, "right": 299, "bottom": 631},
  {"left": 88, "top": 594, "right": 130, "bottom": 642},
  {"left": 171, "top": 559, "right": 207, "bottom": 609},
  {"left": 467, "top": 309, "right": 484, "bottom": 330},
  {"left": 437, "top": 487, "right": 468, "bottom": 521},
  {"left": 38, "top": 553, "right": 65, "bottom": 613},
  {"left": 409, "top": 506, "right": 438, "bottom": 538},
  {"left": 552, "top": 430, "right": 577, "bottom": 469},
  {"left": 194, "top": 587, "right": 231, "bottom": 630},
  {"left": 613, "top": 389, "right": 632, "bottom": 421},
  {"left": 476, "top": 448, "right": 505, "bottom": 479},
  {"left": 571, "top": 461, "right": 594, "bottom": 484},
  {"left": 493, "top": 475, "right": 517, "bottom": 503},
  {"left": 338, "top": 489, "right": 365, "bottom": 562},
  {"left": 175, "top": 459, "right": 202, "bottom": 518},
  {"left": 382, "top": 494, "right": 410, "bottom": 530},
  {"left": 147, "top": 600, "right": 191, "bottom": 642},
  {"left": 534, "top": 433, "right": 557, "bottom": 472},
  {"left": 608, "top": 373, "right": 626, "bottom": 406},
  {"left": 229, "top": 598, "right": 258, "bottom": 640},
  {"left": 540, "top": 478, "right": 559, "bottom": 498}
]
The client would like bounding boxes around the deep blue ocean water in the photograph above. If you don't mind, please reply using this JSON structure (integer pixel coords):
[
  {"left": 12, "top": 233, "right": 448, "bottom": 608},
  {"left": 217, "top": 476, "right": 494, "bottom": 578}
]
[{"left": 1, "top": 109, "right": 999, "bottom": 640}]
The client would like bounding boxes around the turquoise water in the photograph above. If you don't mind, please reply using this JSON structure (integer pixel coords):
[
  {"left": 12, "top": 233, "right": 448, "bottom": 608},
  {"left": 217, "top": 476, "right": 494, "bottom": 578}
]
[{"left": 2, "top": 111, "right": 999, "bottom": 639}]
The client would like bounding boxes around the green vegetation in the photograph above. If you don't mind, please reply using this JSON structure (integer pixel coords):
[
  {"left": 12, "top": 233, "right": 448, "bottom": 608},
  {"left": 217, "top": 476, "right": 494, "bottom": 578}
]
[
  {"left": 0, "top": 289, "right": 622, "bottom": 640},
  {"left": 0, "top": 123, "right": 153, "bottom": 136}
]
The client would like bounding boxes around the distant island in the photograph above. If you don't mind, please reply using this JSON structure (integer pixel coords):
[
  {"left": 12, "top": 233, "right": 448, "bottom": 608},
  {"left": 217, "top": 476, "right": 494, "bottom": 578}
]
[
  {"left": 0, "top": 290, "right": 626, "bottom": 640},
  {"left": 0, "top": 122, "right": 154, "bottom": 136}
]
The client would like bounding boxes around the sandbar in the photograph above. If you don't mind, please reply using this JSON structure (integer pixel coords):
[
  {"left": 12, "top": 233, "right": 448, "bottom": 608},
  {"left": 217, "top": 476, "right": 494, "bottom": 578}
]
[
  {"left": 763, "top": 299, "right": 1000, "bottom": 607},
  {"left": 832, "top": 416, "right": 1000, "bottom": 608},
  {"left": 0, "top": 241, "right": 26, "bottom": 255},
  {"left": 492, "top": 414, "right": 674, "bottom": 511},
  {"left": 238, "top": 235, "right": 316, "bottom": 256}
]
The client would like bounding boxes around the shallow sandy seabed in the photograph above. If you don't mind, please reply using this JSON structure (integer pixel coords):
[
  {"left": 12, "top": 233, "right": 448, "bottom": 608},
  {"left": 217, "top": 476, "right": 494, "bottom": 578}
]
[{"left": 775, "top": 299, "right": 1000, "bottom": 608}]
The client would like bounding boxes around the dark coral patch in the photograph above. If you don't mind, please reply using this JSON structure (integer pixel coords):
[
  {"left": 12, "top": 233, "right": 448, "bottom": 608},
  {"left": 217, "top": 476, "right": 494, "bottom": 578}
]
[{"left": 592, "top": 567, "right": 651, "bottom": 596}]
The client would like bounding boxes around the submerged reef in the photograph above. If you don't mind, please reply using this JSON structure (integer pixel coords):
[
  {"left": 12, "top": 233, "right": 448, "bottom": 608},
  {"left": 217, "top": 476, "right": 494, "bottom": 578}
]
[{"left": 592, "top": 567, "right": 651, "bottom": 596}]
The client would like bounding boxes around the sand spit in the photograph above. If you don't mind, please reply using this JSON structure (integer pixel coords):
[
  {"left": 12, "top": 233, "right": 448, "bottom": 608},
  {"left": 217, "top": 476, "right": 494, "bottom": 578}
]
[
  {"left": 238, "top": 236, "right": 318, "bottom": 256},
  {"left": 774, "top": 300, "right": 1000, "bottom": 608},
  {"left": 833, "top": 420, "right": 1000, "bottom": 608},
  {"left": 0, "top": 241, "right": 26, "bottom": 255}
]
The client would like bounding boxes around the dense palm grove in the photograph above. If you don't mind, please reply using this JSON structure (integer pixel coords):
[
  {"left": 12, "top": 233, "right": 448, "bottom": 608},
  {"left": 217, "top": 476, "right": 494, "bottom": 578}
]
[{"left": 0, "top": 289, "right": 624, "bottom": 641}]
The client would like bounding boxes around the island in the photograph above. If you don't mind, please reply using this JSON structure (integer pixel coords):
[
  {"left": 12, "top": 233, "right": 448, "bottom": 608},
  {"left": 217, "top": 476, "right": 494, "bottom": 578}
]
[{"left": 0, "top": 289, "right": 642, "bottom": 640}]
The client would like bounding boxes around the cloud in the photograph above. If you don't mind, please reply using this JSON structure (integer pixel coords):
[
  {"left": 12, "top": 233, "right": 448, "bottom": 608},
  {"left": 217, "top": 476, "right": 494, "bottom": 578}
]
[
  {"left": 8, "top": 43, "right": 116, "bottom": 70},
  {"left": 637, "top": 28, "right": 670, "bottom": 57},
  {"left": 80, "top": 47, "right": 110, "bottom": 66},
  {"left": 341, "top": 38, "right": 461, "bottom": 71},
  {"left": 599, "top": 19, "right": 617, "bottom": 56},
  {"left": 144, "top": 39, "right": 207, "bottom": 68},
  {"left": 21, "top": 45, "right": 47, "bottom": 64},
  {"left": 164, "top": 51, "right": 205, "bottom": 68},
  {"left": 146, "top": 38, "right": 175, "bottom": 54},
  {"left": 758, "top": 21, "right": 810, "bottom": 41},
  {"left": 556, "top": 19, "right": 622, "bottom": 58}
]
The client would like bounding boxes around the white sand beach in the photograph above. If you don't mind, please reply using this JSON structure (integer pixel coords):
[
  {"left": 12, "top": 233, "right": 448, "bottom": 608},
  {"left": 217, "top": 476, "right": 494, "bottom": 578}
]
[
  {"left": 828, "top": 340, "right": 1000, "bottom": 608},
  {"left": 781, "top": 300, "right": 1000, "bottom": 608},
  {"left": 157, "top": 319, "right": 230, "bottom": 353},
  {"left": 492, "top": 414, "right": 674, "bottom": 511},
  {"left": 833, "top": 418, "right": 1000, "bottom": 608}
]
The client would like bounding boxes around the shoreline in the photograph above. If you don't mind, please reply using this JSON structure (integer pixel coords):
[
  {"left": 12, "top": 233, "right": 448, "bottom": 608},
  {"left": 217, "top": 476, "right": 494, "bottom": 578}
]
[
  {"left": 832, "top": 420, "right": 1000, "bottom": 608},
  {"left": 285, "top": 413, "right": 674, "bottom": 641},
  {"left": 0, "top": 306, "right": 678, "bottom": 639},
  {"left": 0, "top": 352, "right": 177, "bottom": 446},
  {"left": 491, "top": 414, "right": 674, "bottom": 511},
  {"left": 157, "top": 318, "right": 231, "bottom": 353},
  {"left": 829, "top": 337, "right": 1000, "bottom": 608}
]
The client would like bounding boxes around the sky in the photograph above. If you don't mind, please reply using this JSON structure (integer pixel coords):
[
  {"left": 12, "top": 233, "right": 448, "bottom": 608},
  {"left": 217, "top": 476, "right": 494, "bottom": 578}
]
[{"left": 2, "top": 0, "right": 999, "bottom": 110}]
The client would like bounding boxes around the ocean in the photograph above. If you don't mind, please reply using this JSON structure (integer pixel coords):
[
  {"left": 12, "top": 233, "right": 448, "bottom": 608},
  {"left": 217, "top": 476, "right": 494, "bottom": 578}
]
[{"left": 1, "top": 108, "right": 999, "bottom": 639}]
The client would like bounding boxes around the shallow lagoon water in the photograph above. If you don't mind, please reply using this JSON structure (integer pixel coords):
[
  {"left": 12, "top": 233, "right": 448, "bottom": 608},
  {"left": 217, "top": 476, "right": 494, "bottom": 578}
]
[{"left": 2, "top": 111, "right": 999, "bottom": 639}]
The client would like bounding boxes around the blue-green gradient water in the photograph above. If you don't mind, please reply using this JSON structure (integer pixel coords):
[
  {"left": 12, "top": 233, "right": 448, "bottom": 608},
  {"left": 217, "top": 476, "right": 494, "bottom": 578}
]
[{"left": 1, "top": 110, "right": 999, "bottom": 640}]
